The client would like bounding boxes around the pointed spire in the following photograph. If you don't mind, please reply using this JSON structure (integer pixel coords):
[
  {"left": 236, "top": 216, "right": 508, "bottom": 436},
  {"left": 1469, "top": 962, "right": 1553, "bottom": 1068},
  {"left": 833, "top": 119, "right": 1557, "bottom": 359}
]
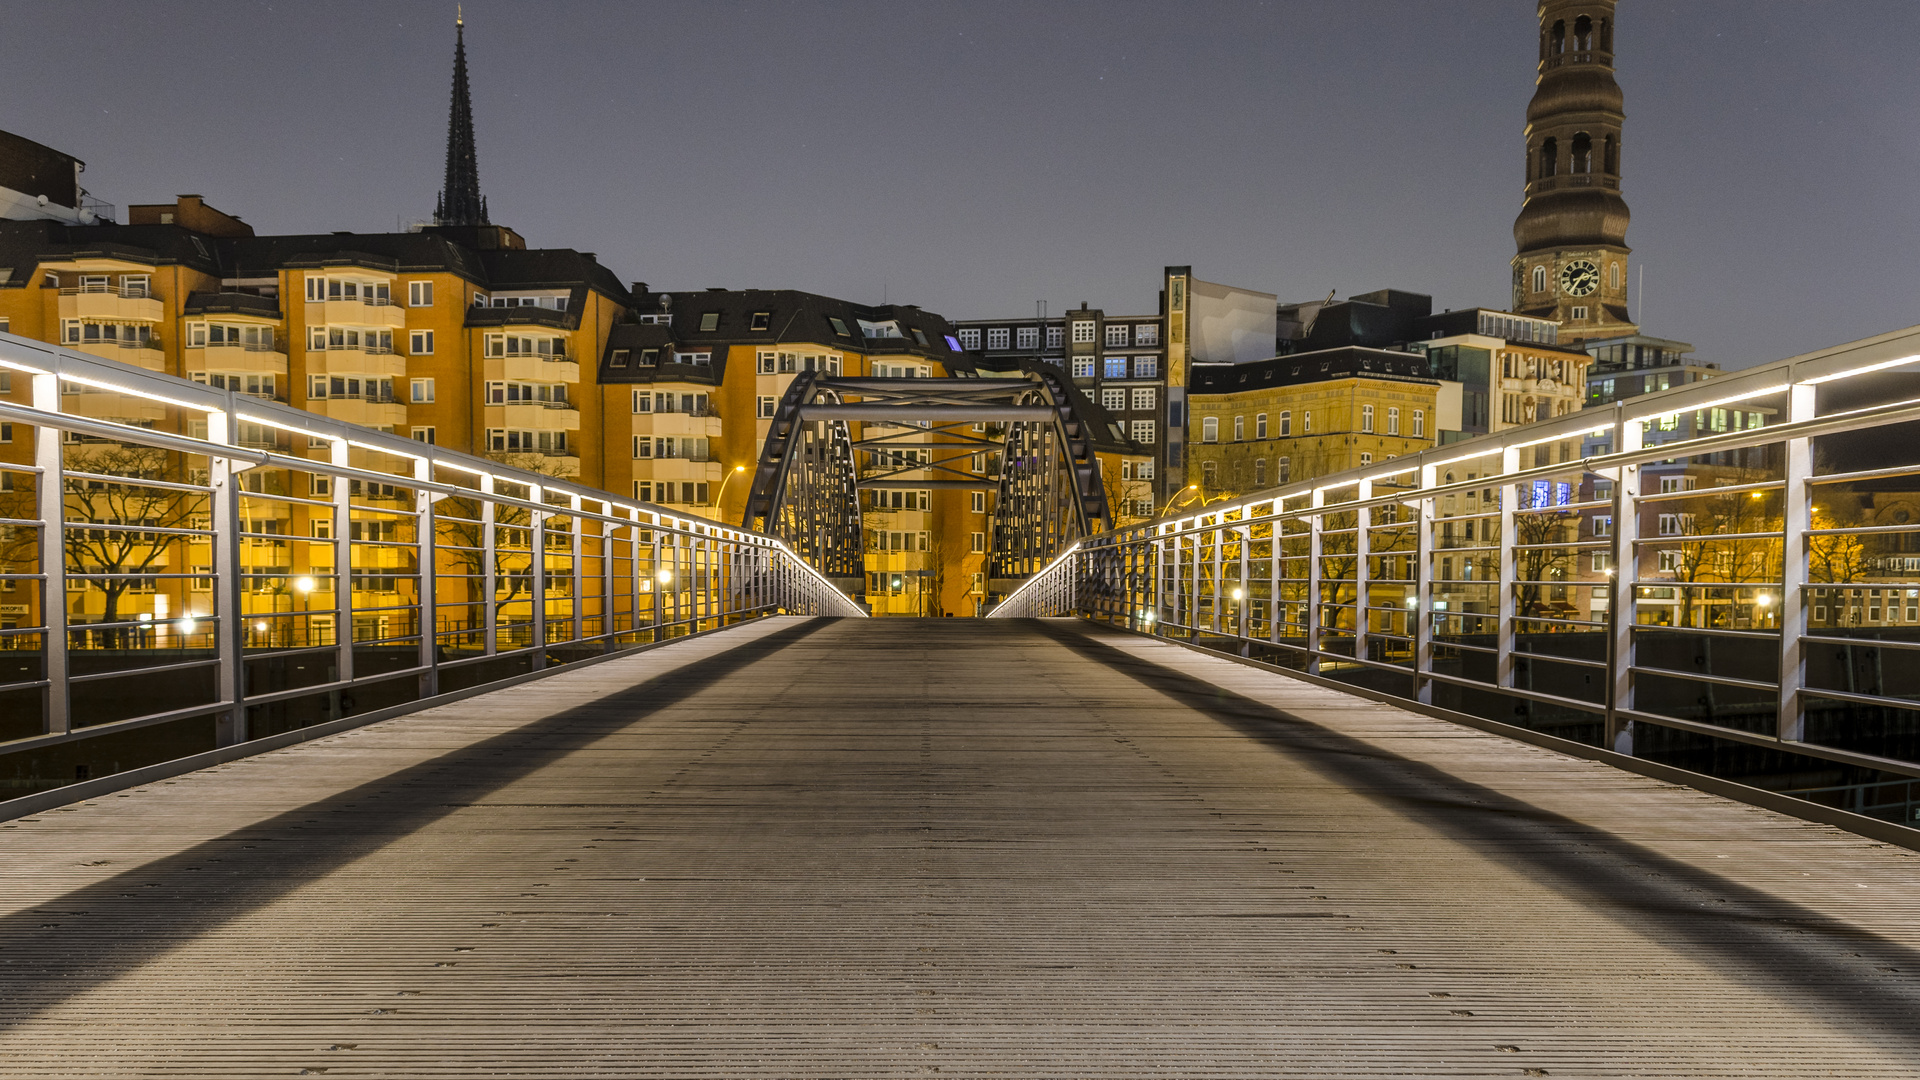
[{"left": 435, "top": 11, "right": 488, "bottom": 226}]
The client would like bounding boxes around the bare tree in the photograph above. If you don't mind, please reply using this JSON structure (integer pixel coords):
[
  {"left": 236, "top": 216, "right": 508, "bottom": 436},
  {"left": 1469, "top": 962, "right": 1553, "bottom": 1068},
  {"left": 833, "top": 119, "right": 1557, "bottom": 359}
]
[{"left": 63, "top": 445, "right": 207, "bottom": 647}]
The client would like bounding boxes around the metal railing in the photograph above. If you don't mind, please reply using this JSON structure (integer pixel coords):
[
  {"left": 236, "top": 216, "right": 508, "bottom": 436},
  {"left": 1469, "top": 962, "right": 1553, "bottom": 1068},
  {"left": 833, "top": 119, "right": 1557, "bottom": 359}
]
[
  {"left": 0, "top": 331, "right": 862, "bottom": 802},
  {"left": 994, "top": 322, "right": 1920, "bottom": 834}
]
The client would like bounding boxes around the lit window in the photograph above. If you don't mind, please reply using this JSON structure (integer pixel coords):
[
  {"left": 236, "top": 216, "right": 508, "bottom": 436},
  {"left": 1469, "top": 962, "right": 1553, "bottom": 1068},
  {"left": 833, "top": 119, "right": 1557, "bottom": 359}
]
[{"left": 1104, "top": 356, "right": 1128, "bottom": 378}]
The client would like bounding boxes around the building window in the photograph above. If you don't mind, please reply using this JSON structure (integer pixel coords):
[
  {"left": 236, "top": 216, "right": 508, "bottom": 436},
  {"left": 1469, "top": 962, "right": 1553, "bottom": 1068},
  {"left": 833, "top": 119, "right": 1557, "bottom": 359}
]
[
  {"left": 1387, "top": 406, "right": 1400, "bottom": 435},
  {"left": 1134, "top": 356, "right": 1158, "bottom": 378},
  {"left": 957, "top": 328, "right": 981, "bottom": 350},
  {"left": 1071, "top": 321, "right": 1096, "bottom": 344},
  {"left": 971, "top": 491, "right": 986, "bottom": 514},
  {"left": 1255, "top": 413, "right": 1267, "bottom": 439},
  {"left": 1105, "top": 324, "right": 1129, "bottom": 347},
  {"left": 1532, "top": 265, "right": 1547, "bottom": 293},
  {"left": 1072, "top": 356, "right": 1095, "bottom": 378},
  {"left": 409, "top": 330, "right": 434, "bottom": 355},
  {"left": 1132, "top": 388, "right": 1155, "bottom": 411},
  {"left": 1046, "top": 326, "right": 1064, "bottom": 349},
  {"left": 749, "top": 311, "right": 771, "bottom": 330},
  {"left": 1202, "top": 416, "right": 1219, "bottom": 443},
  {"left": 1130, "top": 420, "right": 1155, "bottom": 444},
  {"left": 1016, "top": 326, "right": 1039, "bottom": 349},
  {"left": 1278, "top": 457, "right": 1291, "bottom": 483},
  {"left": 1593, "top": 515, "right": 1612, "bottom": 537},
  {"left": 410, "top": 378, "right": 434, "bottom": 403},
  {"left": 1098, "top": 356, "right": 1123, "bottom": 379},
  {"left": 1254, "top": 458, "right": 1266, "bottom": 487},
  {"left": 1659, "top": 550, "right": 1680, "bottom": 572},
  {"left": 1102, "top": 388, "right": 1126, "bottom": 410},
  {"left": 1233, "top": 415, "right": 1245, "bottom": 442},
  {"left": 1278, "top": 410, "right": 1292, "bottom": 437},
  {"left": 411, "top": 426, "right": 436, "bottom": 444},
  {"left": 1610, "top": 262, "right": 1621, "bottom": 290},
  {"left": 1412, "top": 409, "right": 1425, "bottom": 438},
  {"left": 1361, "top": 404, "right": 1374, "bottom": 433},
  {"left": 970, "top": 531, "right": 985, "bottom": 553},
  {"left": 1303, "top": 411, "right": 1312, "bottom": 434},
  {"left": 408, "top": 281, "right": 434, "bottom": 307},
  {"left": 1570, "top": 306, "right": 1589, "bottom": 320},
  {"left": 1359, "top": 452, "right": 1372, "bottom": 466},
  {"left": 828, "top": 316, "right": 851, "bottom": 337},
  {"left": 986, "top": 328, "right": 1010, "bottom": 350},
  {"left": 1135, "top": 325, "right": 1159, "bottom": 346}
]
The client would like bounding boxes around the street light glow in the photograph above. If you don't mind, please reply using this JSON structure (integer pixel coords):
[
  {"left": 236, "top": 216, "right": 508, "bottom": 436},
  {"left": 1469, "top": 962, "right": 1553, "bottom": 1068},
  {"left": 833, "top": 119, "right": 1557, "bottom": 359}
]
[
  {"left": 293, "top": 576, "right": 316, "bottom": 594},
  {"left": 656, "top": 569, "right": 674, "bottom": 584}
]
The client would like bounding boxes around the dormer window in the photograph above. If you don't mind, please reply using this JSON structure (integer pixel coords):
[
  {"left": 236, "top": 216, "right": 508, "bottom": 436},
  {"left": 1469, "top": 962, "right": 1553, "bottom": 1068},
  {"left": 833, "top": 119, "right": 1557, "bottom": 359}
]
[
  {"left": 638, "top": 349, "right": 659, "bottom": 365},
  {"left": 749, "top": 311, "right": 771, "bottom": 331},
  {"left": 609, "top": 349, "right": 630, "bottom": 368},
  {"left": 828, "top": 317, "right": 851, "bottom": 337},
  {"left": 699, "top": 312, "right": 720, "bottom": 331}
]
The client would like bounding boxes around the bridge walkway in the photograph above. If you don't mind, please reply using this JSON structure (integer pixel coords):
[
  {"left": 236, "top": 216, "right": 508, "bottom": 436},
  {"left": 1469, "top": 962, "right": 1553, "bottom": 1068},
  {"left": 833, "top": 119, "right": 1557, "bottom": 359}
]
[{"left": 0, "top": 616, "right": 1916, "bottom": 1077}]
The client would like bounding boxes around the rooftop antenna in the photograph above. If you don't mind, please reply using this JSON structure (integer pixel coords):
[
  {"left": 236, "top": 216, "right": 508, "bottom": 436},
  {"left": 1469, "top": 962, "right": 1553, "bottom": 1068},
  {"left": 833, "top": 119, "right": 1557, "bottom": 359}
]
[{"left": 1300, "top": 288, "right": 1338, "bottom": 339}]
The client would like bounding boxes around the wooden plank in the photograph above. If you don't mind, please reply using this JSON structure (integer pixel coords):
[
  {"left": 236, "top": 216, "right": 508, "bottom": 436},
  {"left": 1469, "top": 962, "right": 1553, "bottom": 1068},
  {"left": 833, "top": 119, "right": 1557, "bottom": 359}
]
[{"left": 0, "top": 615, "right": 1915, "bottom": 1077}]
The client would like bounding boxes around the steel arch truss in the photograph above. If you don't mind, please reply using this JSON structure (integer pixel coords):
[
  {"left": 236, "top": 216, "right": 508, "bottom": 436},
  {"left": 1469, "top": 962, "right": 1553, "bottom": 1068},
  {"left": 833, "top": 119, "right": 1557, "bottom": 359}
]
[
  {"left": 743, "top": 371, "right": 863, "bottom": 588},
  {"left": 743, "top": 370, "right": 1110, "bottom": 601}
]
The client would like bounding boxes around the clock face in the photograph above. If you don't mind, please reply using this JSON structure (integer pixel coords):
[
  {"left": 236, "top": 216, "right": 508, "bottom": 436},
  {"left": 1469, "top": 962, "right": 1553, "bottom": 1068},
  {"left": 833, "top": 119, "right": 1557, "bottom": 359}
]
[{"left": 1559, "top": 260, "right": 1600, "bottom": 297}]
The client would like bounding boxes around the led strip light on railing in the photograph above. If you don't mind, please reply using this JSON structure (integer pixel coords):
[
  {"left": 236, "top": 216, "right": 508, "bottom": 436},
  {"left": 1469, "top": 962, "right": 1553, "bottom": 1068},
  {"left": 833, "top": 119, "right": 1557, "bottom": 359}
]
[{"left": 990, "top": 542, "right": 1081, "bottom": 616}]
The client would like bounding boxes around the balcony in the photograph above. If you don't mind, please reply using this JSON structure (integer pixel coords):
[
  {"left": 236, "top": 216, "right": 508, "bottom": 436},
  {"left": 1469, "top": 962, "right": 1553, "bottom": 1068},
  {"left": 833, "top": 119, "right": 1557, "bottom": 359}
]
[
  {"left": 59, "top": 286, "right": 164, "bottom": 324},
  {"left": 490, "top": 401, "right": 580, "bottom": 430},
  {"left": 634, "top": 410, "right": 724, "bottom": 439},
  {"left": 640, "top": 457, "right": 722, "bottom": 483},
  {"left": 488, "top": 353, "right": 580, "bottom": 384},
  {"left": 307, "top": 345, "right": 407, "bottom": 379},
  {"left": 310, "top": 296, "right": 407, "bottom": 329},
  {"left": 186, "top": 343, "right": 288, "bottom": 377},
  {"left": 73, "top": 338, "right": 167, "bottom": 372},
  {"left": 315, "top": 397, "right": 408, "bottom": 430}
]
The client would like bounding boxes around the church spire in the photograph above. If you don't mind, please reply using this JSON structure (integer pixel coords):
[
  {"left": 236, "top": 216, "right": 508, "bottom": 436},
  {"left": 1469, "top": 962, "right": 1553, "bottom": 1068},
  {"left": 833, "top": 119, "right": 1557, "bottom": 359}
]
[{"left": 434, "top": 10, "right": 488, "bottom": 227}]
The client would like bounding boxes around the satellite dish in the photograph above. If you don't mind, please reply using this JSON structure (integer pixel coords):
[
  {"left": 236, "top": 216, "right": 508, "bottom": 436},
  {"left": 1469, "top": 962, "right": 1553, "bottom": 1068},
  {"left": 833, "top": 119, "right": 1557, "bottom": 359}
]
[{"left": 659, "top": 294, "right": 672, "bottom": 311}]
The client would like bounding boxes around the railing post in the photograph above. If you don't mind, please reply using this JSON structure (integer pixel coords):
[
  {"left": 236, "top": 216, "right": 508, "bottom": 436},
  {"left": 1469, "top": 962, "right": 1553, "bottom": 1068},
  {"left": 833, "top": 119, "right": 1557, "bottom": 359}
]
[
  {"left": 1496, "top": 445, "right": 1520, "bottom": 689},
  {"left": 1414, "top": 464, "right": 1436, "bottom": 704},
  {"left": 207, "top": 406, "right": 244, "bottom": 747},
  {"left": 1607, "top": 417, "right": 1643, "bottom": 752},
  {"left": 1210, "top": 516, "right": 1224, "bottom": 635},
  {"left": 480, "top": 472, "right": 498, "bottom": 656},
  {"left": 1307, "top": 488, "right": 1324, "bottom": 675},
  {"left": 1778, "top": 376, "right": 1815, "bottom": 743},
  {"left": 1268, "top": 509, "right": 1282, "bottom": 646},
  {"left": 415, "top": 457, "right": 438, "bottom": 698},
  {"left": 33, "top": 369, "right": 69, "bottom": 737},
  {"left": 569, "top": 493, "right": 584, "bottom": 646},
  {"left": 1354, "top": 478, "right": 1372, "bottom": 667},
  {"left": 330, "top": 438, "right": 354, "bottom": 691},
  {"left": 529, "top": 483, "right": 547, "bottom": 668}
]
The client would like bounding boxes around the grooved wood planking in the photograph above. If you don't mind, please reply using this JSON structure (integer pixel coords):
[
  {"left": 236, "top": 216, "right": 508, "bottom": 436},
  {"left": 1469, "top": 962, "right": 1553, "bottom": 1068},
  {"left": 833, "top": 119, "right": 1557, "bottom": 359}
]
[{"left": 0, "top": 614, "right": 1916, "bottom": 1078}]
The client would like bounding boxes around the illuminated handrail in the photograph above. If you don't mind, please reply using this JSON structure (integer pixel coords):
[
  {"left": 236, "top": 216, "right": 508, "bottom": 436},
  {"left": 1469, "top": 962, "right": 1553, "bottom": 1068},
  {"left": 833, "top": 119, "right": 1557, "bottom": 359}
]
[{"left": 0, "top": 330, "right": 863, "bottom": 804}]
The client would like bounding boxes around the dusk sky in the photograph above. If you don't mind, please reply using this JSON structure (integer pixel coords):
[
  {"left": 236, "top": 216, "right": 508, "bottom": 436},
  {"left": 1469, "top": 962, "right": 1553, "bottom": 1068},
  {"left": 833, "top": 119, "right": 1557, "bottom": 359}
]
[{"left": 3, "top": 1, "right": 1912, "bottom": 368}]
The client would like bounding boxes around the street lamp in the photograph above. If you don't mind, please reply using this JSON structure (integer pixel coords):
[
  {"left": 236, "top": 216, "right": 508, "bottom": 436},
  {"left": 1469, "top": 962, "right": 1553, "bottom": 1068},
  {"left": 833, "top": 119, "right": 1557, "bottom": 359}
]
[
  {"left": 1160, "top": 484, "right": 1201, "bottom": 516},
  {"left": 713, "top": 464, "right": 749, "bottom": 509}
]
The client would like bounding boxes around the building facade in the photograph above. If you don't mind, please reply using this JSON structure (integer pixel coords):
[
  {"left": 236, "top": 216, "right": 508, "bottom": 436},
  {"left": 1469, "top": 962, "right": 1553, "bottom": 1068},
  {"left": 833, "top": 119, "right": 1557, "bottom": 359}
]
[{"left": 1187, "top": 348, "right": 1442, "bottom": 501}]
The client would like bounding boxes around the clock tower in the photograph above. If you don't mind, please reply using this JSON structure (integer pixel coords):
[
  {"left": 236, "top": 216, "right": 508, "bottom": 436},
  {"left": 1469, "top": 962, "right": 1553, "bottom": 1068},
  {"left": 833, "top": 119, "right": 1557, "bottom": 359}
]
[{"left": 1511, "top": 0, "right": 1637, "bottom": 344}]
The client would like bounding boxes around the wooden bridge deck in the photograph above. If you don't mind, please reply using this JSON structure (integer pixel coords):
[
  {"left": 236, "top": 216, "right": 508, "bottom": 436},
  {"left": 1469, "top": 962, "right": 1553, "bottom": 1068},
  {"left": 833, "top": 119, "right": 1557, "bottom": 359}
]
[{"left": 0, "top": 615, "right": 1916, "bottom": 1077}]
